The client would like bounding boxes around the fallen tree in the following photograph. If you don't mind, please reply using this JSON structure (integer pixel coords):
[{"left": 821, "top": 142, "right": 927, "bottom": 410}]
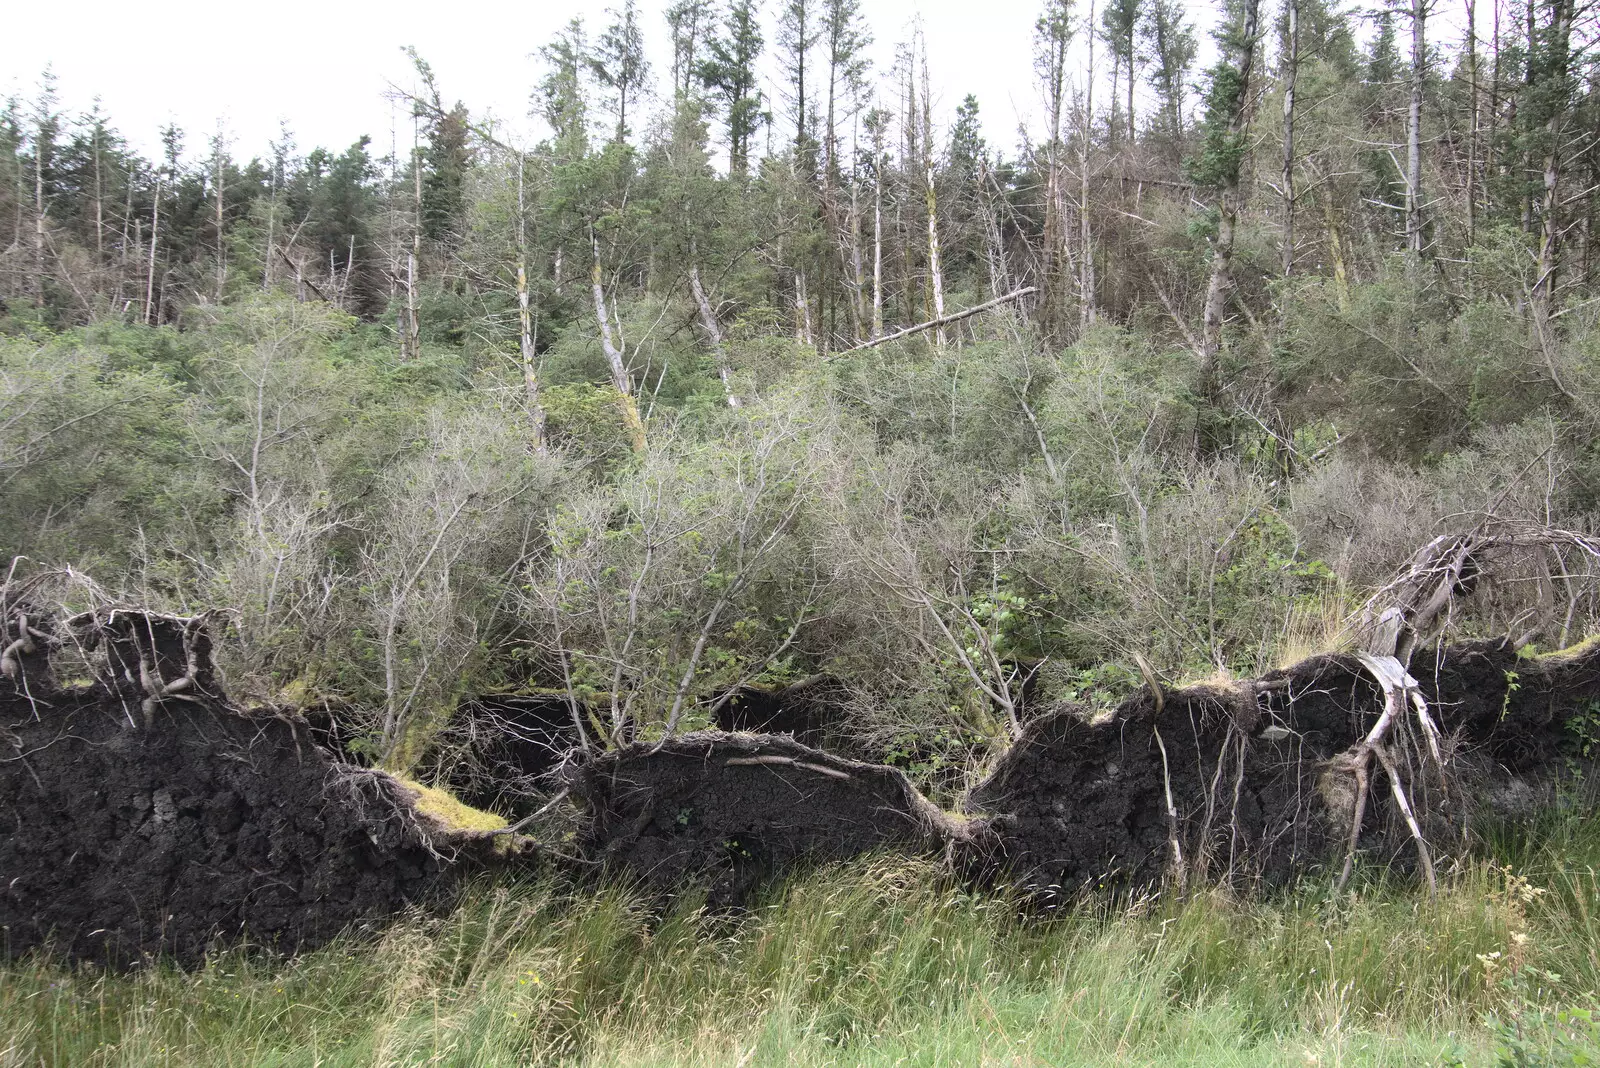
[
  {"left": 962, "top": 637, "right": 1599, "bottom": 897},
  {"left": 0, "top": 593, "right": 520, "bottom": 966},
  {"left": 561, "top": 732, "right": 969, "bottom": 906}
]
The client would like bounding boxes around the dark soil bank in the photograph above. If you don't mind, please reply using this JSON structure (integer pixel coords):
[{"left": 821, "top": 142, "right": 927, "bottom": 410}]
[
  {"left": 0, "top": 608, "right": 498, "bottom": 966},
  {"left": 966, "top": 641, "right": 1600, "bottom": 896},
  {"left": 563, "top": 732, "right": 966, "bottom": 905}
]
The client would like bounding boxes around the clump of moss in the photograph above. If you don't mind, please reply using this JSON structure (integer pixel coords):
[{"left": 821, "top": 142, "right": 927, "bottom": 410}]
[
  {"left": 393, "top": 777, "right": 509, "bottom": 834},
  {"left": 1523, "top": 633, "right": 1600, "bottom": 662}
]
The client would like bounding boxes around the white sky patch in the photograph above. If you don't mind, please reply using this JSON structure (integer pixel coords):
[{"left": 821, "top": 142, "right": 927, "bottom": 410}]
[{"left": 2, "top": 0, "right": 1242, "bottom": 166}]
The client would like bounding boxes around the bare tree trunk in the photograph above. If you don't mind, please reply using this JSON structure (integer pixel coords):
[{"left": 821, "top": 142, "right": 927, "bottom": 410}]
[
  {"left": 1535, "top": 0, "right": 1575, "bottom": 315},
  {"left": 872, "top": 147, "right": 885, "bottom": 338},
  {"left": 92, "top": 125, "right": 104, "bottom": 268},
  {"left": 689, "top": 244, "right": 739, "bottom": 406},
  {"left": 404, "top": 122, "right": 422, "bottom": 360},
  {"left": 144, "top": 175, "right": 163, "bottom": 325},
  {"left": 847, "top": 173, "right": 868, "bottom": 340},
  {"left": 1325, "top": 181, "right": 1351, "bottom": 311},
  {"left": 263, "top": 176, "right": 276, "bottom": 293},
  {"left": 1079, "top": 0, "right": 1098, "bottom": 331},
  {"left": 926, "top": 164, "right": 947, "bottom": 347},
  {"left": 214, "top": 138, "right": 227, "bottom": 301},
  {"left": 1199, "top": 0, "right": 1261, "bottom": 403},
  {"left": 592, "top": 229, "right": 646, "bottom": 451},
  {"left": 1127, "top": 27, "right": 1136, "bottom": 143},
  {"left": 517, "top": 159, "right": 547, "bottom": 451},
  {"left": 1038, "top": 10, "right": 1069, "bottom": 340},
  {"left": 795, "top": 267, "right": 815, "bottom": 346},
  {"left": 1405, "top": 0, "right": 1426, "bottom": 259},
  {"left": 1281, "top": 0, "right": 1299, "bottom": 277},
  {"left": 1465, "top": 0, "right": 1480, "bottom": 249},
  {"left": 32, "top": 122, "right": 46, "bottom": 308}
]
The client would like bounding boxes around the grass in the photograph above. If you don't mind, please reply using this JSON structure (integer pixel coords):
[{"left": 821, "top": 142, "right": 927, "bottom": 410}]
[{"left": 4, "top": 810, "right": 1600, "bottom": 1067}]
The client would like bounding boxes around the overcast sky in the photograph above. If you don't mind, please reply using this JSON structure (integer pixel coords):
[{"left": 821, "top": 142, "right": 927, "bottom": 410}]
[{"left": 0, "top": 0, "right": 1154, "bottom": 166}]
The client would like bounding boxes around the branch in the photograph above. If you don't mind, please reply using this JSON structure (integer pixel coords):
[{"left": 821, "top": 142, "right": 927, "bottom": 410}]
[{"left": 828, "top": 288, "right": 1037, "bottom": 356}]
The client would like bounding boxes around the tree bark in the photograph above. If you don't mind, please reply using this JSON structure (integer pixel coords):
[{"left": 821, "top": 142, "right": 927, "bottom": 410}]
[
  {"left": 1281, "top": 0, "right": 1299, "bottom": 277},
  {"left": 1465, "top": 0, "right": 1480, "bottom": 249},
  {"left": 592, "top": 228, "right": 646, "bottom": 451},
  {"left": 872, "top": 142, "right": 885, "bottom": 338},
  {"left": 32, "top": 119, "right": 46, "bottom": 309},
  {"left": 1405, "top": 0, "right": 1426, "bottom": 260},
  {"left": 1534, "top": 0, "right": 1575, "bottom": 315},
  {"left": 1079, "top": 0, "right": 1098, "bottom": 331},
  {"left": 144, "top": 175, "right": 162, "bottom": 325},
  {"left": 1198, "top": 0, "right": 1261, "bottom": 404},
  {"left": 214, "top": 142, "right": 227, "bottom": 302},
  {"left": 689, "top": 244, "right": 739, "bottom": 406},
  {"left": 517, "top": 159, "right": 546, "bottom": 452}
]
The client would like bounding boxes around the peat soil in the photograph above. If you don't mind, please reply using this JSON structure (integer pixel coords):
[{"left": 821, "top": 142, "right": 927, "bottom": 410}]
[
  {"left": 8, "top": 590, "right": 1600, "bottom": 966},
  {"left": 964, "top": 640, "right": 1600, "bottom": 897},
  {"left": 1, "top": 607, "right": 501, "bottom": 966},
  {"left": 562, "top": 732, "right": 966, "bottom": 906}
]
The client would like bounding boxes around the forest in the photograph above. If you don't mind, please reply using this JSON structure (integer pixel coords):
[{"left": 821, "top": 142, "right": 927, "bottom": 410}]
[{"left": 4, "top": 0, "right": 1600, "bottom": 1061}]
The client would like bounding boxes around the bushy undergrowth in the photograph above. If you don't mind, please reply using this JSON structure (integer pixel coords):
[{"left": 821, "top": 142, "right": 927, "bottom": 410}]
[{"left": 5, "top": 810, "right": 1599, "bottom": 1067}]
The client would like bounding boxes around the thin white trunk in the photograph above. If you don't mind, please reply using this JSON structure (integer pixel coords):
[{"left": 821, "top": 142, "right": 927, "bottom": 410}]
[
  {"left": 1079, "top": 0, "right": 1097, "bottom": 330},
  {"left": 592, "top": 229, "right": 646, "bottom": 450},
  {"left": 517, "top": 160, "right": 547, "bottom": 451},
  {"left": 214, "top": 147, "right": 227, "bottom": 300},
  {"left": 1405, "top": 0, "right": 1426, "bottom": 258},
  {"left": 926, "top": 163, "right": 947, "bottom": 347},
  {"left": 795, "top": 268, "right": 815, "bottom": 347},
  {"left": 144, "top": 175, "right": 163, "bottom": 325},
  {"left": 689, "top": 249, "right": 738, "bottom": 406},
  {"left": 32, "top": 123, "right": 46, "bottom": 308},
  {"left": 1281, "top": 0, "right": 1299, "bottom": 277},
  {"left": 872, "top": 153, "right": 884, "bottom": 338}
]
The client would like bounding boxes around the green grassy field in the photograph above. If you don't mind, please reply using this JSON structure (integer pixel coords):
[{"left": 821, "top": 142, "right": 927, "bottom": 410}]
[{"left": 5, "top": 808, "right": 1600, "bottom": 1068}]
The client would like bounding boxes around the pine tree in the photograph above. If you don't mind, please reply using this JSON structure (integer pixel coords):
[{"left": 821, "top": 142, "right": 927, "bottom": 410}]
[
  {"left": 592, "top": 0, "right": 652, "bottom": 144},
  {"left": 702, "top": 0, "right": 766, "bottom": 177}
]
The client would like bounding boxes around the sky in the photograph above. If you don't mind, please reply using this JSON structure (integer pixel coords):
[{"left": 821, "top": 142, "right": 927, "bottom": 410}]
[{"left": 0, "top": 0, "right": 1140, "bottom": 166}]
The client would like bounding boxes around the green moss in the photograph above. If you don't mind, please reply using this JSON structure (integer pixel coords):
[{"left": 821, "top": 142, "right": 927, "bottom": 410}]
[
  {"left": 1522, "top": 634, "right": 1600, "bottom": 662},
  {"left": 392, "top": 776, "right": 508, "bottom": 834}
]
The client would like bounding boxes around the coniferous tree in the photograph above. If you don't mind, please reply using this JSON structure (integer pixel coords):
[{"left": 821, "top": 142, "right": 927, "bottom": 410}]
[
  {"left": 702, "top": 0, "right": 766, "bottom": 177},
  {"left": 592, "top": 0, "right": 652, "bottom": 144}
]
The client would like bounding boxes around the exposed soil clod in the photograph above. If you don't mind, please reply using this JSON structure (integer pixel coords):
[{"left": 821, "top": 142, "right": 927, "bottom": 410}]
[
  {"left": 1, "top": 609, "right": 510, "bottom": 966},
  {"left": 561, "top": 731, "right": 968, "bottom": 906}
]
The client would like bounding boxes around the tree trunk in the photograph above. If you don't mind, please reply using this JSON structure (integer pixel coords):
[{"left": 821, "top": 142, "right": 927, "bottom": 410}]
[
  {"left": 846, "top": 171, "right": 867, "bottom": 341},
  {"left": 1281, "top": 0, "right": 1299, "bottom": 277},
  {"left": 1079, "top": 0, "right": 1098, "bottom": 331},
  {"left": 689, "top": 245, "right": 739, "bottom": 406},
  {"left": 517, "top": 160, "right": 547, "bottom": 452},
  {"left": 32, "top": 122, "right": 46, "bottom": 309},
  {"left": 592, "top": 229, "right": 646, "bottom": 451},
  {"left": 1198, "top": 0, "right": 1261, "bottom": 403},
  {"left": 926, "top": 164, "right": 947, "bottom": 346},
  {"left": 92, "top": 125, "right": 104, "bottom": 268},
  {"left": 214, "top": 147, "right": 227, "bottom": 301},
  {"left": 1534, "top": 0, "right": 1575, "bottom": 315},
  {"left": 1465, "top": 0, "right": 1480, "bottom": 249},
  {"left": 872, "top": 152, "right": 885, "bottom": 338},
  {"left": 795, "top": 267, "right": 815, "bottom": 347},
  {"left": 144, "top": 175, "right": 162, "bottom": 325},
  {"left": 1405, "top": 0, "right": 1426, "bottom": 259}
]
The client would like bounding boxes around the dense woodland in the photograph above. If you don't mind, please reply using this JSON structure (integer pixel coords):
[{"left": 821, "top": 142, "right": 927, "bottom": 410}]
[{"left": 4, "top": 0, "right": 1600, "bottom": 779}]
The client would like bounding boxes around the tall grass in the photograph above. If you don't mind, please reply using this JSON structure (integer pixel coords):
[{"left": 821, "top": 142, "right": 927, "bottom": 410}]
[{"left": 4, "top": 813, "right": 1599, "bottom": 1067}]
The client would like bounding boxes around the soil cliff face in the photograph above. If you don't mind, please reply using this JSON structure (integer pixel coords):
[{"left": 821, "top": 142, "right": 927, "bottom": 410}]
[
  {"left": 0, "top": 607, "right": 499, "bottom": 966},
  {"left": 562, "top": 732, "right": 965, "bottom": 906},
  {"left": 964, "top": 641, "right": 1600, "bottom": 896},
  {"left": 7, "top": 592, "right": 1597, "bottom": 964}
]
